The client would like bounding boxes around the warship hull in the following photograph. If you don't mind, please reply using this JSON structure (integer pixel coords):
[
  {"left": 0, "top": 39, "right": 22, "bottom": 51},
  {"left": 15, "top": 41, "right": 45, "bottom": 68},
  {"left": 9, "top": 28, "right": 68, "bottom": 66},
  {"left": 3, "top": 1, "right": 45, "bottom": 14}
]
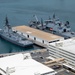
[{"left": 0, "top": 31, "right": 33, "bottom": 47}]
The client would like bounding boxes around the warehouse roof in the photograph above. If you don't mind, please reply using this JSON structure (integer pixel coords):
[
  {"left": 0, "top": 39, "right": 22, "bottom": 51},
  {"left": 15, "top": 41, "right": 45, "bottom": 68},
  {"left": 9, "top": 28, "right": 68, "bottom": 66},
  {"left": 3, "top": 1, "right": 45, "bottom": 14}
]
[
  {"left": 50, "top": 38, "right": 75, "bottom": 54},
  {"left": 0, "top": 53, "right": 56, "bottom": 75}
]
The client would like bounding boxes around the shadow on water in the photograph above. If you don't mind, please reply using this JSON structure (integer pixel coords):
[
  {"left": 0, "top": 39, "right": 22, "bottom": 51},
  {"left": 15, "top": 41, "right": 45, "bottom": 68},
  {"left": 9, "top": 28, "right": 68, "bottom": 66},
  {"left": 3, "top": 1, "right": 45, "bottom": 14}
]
[
  {"left": 0, "top": 38, "right": 44, "bottom": 54},
  {"left": 0, "top": 38, "right": 33, "bottom": 54}
]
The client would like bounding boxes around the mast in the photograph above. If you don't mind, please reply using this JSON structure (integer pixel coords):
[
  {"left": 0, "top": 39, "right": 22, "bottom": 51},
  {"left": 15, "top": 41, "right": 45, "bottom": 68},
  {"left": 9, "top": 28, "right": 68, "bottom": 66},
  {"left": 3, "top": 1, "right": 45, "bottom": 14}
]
[
  {"left": 53, "top": 13, "right": 55, "bottom": 19},
  {"left": 5, "top": 16, "right": 9, "bottom": 26},
  {"left": 5, "top": 16, "right": 11, "bottom": 29},
  {"left": 41, "top": 18, "right": 43, "bottom": 27},
  {"left": 33, "top": 15, "right": 39, "bottom": 22},
  {"left": 5, "top": 16, "right": 11, "bottom": 34}
]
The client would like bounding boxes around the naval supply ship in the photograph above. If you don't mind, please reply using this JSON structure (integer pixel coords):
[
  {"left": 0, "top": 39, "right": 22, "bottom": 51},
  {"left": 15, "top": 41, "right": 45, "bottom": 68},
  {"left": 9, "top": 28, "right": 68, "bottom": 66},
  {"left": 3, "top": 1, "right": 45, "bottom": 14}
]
[
  {"left": 29, "top": 14, "right": 75, "bottom": 39},
  {"left": 0, "top": 17, "right": 33, "bottom": 47}
]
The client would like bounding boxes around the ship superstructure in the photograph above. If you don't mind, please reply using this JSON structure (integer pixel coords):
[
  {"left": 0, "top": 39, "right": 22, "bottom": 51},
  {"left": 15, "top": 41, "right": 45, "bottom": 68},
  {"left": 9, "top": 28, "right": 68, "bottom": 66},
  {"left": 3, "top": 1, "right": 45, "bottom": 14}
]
[{"left": 29, "top": 14, "right": 75, "bottom": 38}]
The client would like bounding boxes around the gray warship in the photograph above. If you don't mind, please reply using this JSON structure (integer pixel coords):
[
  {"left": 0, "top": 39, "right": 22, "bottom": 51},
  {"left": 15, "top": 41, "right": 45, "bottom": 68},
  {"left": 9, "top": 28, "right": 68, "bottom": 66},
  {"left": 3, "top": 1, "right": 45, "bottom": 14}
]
[
  {"left": 29, "top": 14, "right": 75, "bottom": 39},
  {"left": 0, "top": 17, "right": 33, "bottom": 47}
]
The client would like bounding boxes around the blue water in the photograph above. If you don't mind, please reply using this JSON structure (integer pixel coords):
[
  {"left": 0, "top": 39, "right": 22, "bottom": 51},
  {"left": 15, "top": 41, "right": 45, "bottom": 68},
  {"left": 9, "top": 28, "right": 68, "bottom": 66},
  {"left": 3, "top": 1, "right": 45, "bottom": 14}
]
[{"left": 0, "top": 0, "right": 75, "bottom": 54}]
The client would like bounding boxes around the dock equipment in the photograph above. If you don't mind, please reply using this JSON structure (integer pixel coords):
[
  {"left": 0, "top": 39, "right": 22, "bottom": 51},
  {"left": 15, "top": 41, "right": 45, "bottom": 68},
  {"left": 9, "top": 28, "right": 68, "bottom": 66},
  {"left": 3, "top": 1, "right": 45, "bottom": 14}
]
[{"left": 44, "top": 58, "right": 65, "bottom": 66}]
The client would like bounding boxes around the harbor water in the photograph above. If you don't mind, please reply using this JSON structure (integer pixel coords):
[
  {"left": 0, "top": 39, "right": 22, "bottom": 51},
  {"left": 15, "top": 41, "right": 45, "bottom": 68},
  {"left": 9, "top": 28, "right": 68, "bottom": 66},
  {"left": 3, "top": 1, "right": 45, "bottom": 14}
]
[{"left": 0, "top": 0, "right": 75, "bottom": 54}]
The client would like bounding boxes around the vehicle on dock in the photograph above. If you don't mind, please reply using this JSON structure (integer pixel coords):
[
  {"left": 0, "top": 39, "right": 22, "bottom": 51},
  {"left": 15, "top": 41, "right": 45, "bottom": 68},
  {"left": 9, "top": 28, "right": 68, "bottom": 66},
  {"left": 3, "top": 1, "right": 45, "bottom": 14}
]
[
  {"left": 29, "top": 14, "right": 75, "bottom": 39},
  {"left": 0, "top": 17, "right": 33, "bottom": 47}
]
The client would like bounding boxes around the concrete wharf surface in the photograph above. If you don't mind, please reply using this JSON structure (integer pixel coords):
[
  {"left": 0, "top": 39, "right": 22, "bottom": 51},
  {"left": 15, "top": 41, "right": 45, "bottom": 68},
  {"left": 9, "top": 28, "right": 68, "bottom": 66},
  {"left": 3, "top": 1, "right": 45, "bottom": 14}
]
[{"left": 12, "top": 25, "right": 63, "bottom": 42}]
